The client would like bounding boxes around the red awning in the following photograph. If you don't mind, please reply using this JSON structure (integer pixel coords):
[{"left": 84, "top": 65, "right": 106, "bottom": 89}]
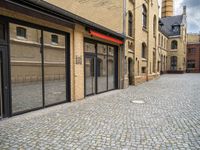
[{"left": 89, "top": 30, "right": 123, "bottom": 45}]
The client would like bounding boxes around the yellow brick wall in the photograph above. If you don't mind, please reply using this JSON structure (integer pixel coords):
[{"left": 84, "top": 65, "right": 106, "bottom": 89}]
[
  {"left": 44, "top": 0, "right": 123, "bottom": 34},
  {"left": 133, "top": 0, "right": 160, "bottom": 85}
]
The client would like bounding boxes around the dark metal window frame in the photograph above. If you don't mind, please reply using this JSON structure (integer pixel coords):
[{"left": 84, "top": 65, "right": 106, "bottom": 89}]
[
  {"left": 0, "top": 15, "right": 71, "bottom": 117},
  {"left": 84, "top": 38, "right": 118, "bottom": 97}
]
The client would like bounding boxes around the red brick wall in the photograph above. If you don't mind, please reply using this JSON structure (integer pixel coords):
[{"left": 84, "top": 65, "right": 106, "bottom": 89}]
[{"left": 187, "top": 44, "right": 200, "bottom": 73}]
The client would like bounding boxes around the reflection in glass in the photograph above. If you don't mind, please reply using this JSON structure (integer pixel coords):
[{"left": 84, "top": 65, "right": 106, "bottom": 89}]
[
  {"left": 44, "top": 31, "right": 66, "bottom": 106},
  {"left": 85, "top": 42, "right": 96, "bottom": 53},
  {"left": 108, "top": 46, "right": 115, "bottom": 90},
  {"left": 85, "top": 57, "right": 95, "bottom": 95},
  {"left": 10, "top": 23, "right": 43, "bottom": 113},
  {"left": 97, "top": 44, "right": 107, "bottom": 93}
]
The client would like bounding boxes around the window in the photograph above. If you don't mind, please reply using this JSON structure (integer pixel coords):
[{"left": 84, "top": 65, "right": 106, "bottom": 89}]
[
  {"left": 172, "top": 25, "right": 180, "bottom": 34},
  {"left": 51, "top": 34, "right": 58, "bottom": 44},
  {"left": 142, "top": 67, "right": 146, "bottom": 73},
  {"left": 16, "top": 27, "right": 26, "bottom": 38},
  {"left": 171, "top": 40, "right": 178, "bottom": 49},
  {"left": 142, "top": 5, "right": 147, "bottom": 29},
  {"left": 188, "top": 48, "right": 196, "bottom": 53},
  {"left": 153, "top": 15, "right": 157, "bottom": 36},
  {"left": 187, "top": 60, "right": 195, "bottom": 68},
  {"left": 10, "top": 23, "right": 69, "bottom": 114},
  {"left": 171, "top": 56, "right": 177, "bottom": 70},
  {"left": 142, "top": 43, "right": 147, "bottom": 58},
  {"left": 128, "top": 11, "right": 133, "bottom": 37}
]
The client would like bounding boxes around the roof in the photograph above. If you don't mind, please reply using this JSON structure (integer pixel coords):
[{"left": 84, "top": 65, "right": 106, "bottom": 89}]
[
  {"left": 159, "top": 15, "right": 185, "bottom": 37},
  {"left": 4, "top": 0, "right": 124, "bottom": 40}
]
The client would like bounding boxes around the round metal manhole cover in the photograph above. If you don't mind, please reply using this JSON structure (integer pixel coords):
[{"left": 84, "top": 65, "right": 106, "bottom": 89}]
[{"left": 130, "top": 100, "right": 145, "bottom": 104}]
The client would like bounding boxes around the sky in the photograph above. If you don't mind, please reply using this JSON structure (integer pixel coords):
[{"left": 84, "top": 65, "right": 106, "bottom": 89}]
[{"left": 158, "top": 0, "right": 200, "bottom": 33}]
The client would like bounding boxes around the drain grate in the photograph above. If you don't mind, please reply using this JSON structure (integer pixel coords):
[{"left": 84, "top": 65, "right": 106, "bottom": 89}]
[{"left": 130, "top": 100, "right": 145, "bottom": 104}]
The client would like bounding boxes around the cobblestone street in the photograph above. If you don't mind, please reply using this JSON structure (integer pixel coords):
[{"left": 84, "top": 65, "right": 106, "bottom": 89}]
[{"left": 0, "top": 74, "right": 200, "bottom": 149}]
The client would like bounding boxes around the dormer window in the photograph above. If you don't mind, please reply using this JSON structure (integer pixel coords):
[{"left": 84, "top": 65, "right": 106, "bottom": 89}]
[{"left": 172, "top": 25, "right": 180, "bottom": 34}]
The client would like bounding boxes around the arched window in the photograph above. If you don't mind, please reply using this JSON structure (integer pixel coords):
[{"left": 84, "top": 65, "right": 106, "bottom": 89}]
[
  {"left": 142, "top": 43, "right": 147, "bottom": 58},
  {"left": 153, "top": 15, "right": 157, "bottom": 36},
  {"left": 171, "top": 56, "right": 177, "bottom": 70},
  {"left": 171, "top": 40, "right": 178, "bottom": 49},
  {"left": 142, "top": 5, "right": 147, "bottom": 29},
  {"left": 128, "top": 11, "right": 133, "bottom": 37}
]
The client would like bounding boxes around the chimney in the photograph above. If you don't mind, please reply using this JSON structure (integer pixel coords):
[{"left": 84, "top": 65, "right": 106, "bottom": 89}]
[
  {"left": 183, "top": 6, "right": 186, "bottom": 15},
  {"left": 161, "top": 0, "right": 174, "bottom": 18}
]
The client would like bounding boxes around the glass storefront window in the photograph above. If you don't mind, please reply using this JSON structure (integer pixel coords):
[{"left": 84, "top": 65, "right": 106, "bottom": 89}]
[
  {"left": 43, "top": 31, "right": 66, "bottom": 106},
  {"left": 85, "top": 42, "right": 96, "bottom": 53},
  {"left": 97, "top": 44, "right": 108, "bottom": 93},
  {"left": 84, "top": 40, "right": 117, "bottom": 96},
  {"left": 85, "top": 42, "right": 96, "bottom": 95},
  {"left": 10, "top": 23, "right": 43, "bottom": 113},
  {"left": 108, "top": 46, "right": 115, "bottom": 90},
  {"left": 10, "top": 23, "right": 68, "bottom": 114}
]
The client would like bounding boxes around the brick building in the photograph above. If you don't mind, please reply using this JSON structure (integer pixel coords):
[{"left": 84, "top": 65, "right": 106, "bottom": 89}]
[
  {"left": 0, "top": 0, "right": 188, "bottom": 118},
  {"left": 0, "top": 0, "right": 124, "bottom": 118},
  {"left": 187, "top": 34, "right": 200, "bottom": 73},
  {"left": 158, "top": 0, "right": 187, "bottom": 74}
]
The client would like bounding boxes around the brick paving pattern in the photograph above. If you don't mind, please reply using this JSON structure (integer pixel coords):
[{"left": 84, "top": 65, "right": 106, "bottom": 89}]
[{"left": 0, "top": 74, "right": 200, "bottom": 149}]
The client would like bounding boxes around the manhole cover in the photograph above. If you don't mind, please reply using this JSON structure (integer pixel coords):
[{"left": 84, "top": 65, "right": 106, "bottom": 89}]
[{"left": 130, "top": 100, "right": 145, "bottom": 104}]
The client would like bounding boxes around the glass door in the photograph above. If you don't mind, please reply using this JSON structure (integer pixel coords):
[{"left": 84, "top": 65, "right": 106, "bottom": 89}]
[{"left": 85, "top": 55, "right": 96, "bottom": 96}]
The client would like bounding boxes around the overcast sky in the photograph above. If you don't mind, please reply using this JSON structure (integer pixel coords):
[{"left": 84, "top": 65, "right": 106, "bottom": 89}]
[{"left": 158, "top": 0, "right": 200, "bottom": 33}]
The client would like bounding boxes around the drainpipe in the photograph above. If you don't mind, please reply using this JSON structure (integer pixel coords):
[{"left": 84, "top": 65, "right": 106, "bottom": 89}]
[
  {"left": 122, "top": 0, "right": 126, "bottom": 88},
  {"left": 146, "top": 2, "right": 150, "bottom": 81}
]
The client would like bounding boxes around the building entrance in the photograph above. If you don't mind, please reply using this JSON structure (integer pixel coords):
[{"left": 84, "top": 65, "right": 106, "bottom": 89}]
[{"left": 84, "top": 39, "right": 118, "bottom": 96}]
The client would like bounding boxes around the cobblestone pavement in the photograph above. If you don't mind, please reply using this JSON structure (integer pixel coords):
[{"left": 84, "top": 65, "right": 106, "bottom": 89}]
[{"left": 0, "top": 74, "right": 200, "bottom": 150}]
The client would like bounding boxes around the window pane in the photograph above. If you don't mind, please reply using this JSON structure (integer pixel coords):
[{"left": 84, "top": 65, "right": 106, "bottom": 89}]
[
  {"left": 10, "top": 23, "right": 43, "bottom": 113},
  {"left": 85, "top": 56, "right": 95, "bottom": 95},
  {"left": 16, "top": 27, "right": 26, "bottom": 38},
  {"left": 51, "top": 34, "right": 58, "bottom": 44},
  {"left": 85, "top": 42, "right": 96, "bottom": 53},
  {"left": 97, "top": 44, "right": 107, "bottom": 93},
  {"left": 108, "top": 46, "right": 115, "bottom": 90},
  {"left": 44, "top": 31, "right": 66, "bottom": 106}
]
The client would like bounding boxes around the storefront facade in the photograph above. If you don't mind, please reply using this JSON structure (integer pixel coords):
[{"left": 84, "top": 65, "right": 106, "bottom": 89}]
[
  {"left": 0, "top": 0, "right": 124, "bottom": 118},
  {"left": 84, "top": 38, "right": 118, "bottom": 96},
  {"left": 0, "top": 16, "right": 71, "bottom": 117}
]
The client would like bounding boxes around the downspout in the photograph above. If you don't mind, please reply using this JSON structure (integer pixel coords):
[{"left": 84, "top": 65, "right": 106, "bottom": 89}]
[
  {"left": 146, "top": 2, "right": 150, "bottom": 81},
  {"left": 122, "top": 0, "right": 126, "bottom": 88}
]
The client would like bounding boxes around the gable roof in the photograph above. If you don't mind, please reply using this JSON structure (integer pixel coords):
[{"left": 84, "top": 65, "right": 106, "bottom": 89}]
[{"left": 159, "top": 15, "right": 185, "bottom": 37}]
